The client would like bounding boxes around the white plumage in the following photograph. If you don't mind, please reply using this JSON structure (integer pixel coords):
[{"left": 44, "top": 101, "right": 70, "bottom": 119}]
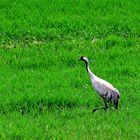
[{"left": 79, "top": 56, "right": 120, "bottom": 112}]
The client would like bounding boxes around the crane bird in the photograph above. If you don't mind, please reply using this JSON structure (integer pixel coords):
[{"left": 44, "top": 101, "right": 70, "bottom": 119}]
[{"left": 79, "top": 56, "right": 120, "bottom": 112}]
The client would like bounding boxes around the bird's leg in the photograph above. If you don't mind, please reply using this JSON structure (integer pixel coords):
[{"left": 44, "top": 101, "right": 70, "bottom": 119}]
[
  {"left": 104, "top": 100, "right": 108, "bottom": 111},
  {"left": 114, "top": 100, "right": 118, "bottom": 109},
  {"left": 92, "top": 107, "right": 106, "bottom": 113},
  {"left": 113, "top": 93, "right": 119, "bottom": 110},
  {"left": 92, "top": 100, "right": 108, "bottom": 113}
]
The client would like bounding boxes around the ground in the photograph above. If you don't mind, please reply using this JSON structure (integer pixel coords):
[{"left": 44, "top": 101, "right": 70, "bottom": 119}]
[{"left": 0, "top": 0, "right": 140, "bottom": 139}]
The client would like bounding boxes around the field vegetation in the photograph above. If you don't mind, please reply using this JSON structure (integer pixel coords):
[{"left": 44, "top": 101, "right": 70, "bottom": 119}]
[{"left": 0, "top": 0, "right": 140, "bottom": 139}]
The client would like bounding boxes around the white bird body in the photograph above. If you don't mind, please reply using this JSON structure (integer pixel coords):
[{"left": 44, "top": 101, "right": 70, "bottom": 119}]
[
  {"left": 88, "top": 70, "right": 118, "bottom": 97},
  {"left": 79, "top": 56, "right": 120, "bottom": 112}
]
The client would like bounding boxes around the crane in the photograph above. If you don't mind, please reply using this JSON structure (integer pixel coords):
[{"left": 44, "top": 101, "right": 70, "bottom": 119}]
[{"left": 79, "top": 56, "right": 120, "bottom": 112}]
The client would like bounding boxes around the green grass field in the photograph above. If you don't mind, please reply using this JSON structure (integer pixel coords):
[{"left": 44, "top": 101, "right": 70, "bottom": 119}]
[{"left": 0, "top": 0, "right": 140, "bottom": 139}]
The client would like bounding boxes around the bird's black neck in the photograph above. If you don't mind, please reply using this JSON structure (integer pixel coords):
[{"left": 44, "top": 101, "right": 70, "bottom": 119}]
[{"left": 84, "top": 60, "right": 89, "bottom": 72}]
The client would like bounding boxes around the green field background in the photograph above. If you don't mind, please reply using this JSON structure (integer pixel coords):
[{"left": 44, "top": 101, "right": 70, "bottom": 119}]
[{"left": 0, "top": 0, "right": 140, "bottom": 139}]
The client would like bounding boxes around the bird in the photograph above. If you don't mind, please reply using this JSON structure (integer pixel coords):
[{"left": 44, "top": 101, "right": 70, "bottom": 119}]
[{"left": 79, "top": 56, "right": 120, "bottom": 112}]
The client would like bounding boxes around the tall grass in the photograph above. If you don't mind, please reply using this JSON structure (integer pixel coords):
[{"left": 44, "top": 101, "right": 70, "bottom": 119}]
[{"left": 0, "top": 0, "right": 140, "bottom": 139}]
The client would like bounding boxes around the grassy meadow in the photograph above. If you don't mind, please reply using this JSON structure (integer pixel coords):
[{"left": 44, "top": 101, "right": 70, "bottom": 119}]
[{"left": 0, "top": 0, "right": 140, "bottom": 139}]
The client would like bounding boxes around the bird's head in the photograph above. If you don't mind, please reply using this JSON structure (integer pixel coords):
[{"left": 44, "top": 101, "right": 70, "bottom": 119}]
[{"left": 78, "top": 56, "right": 89, "bottom": 63}]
